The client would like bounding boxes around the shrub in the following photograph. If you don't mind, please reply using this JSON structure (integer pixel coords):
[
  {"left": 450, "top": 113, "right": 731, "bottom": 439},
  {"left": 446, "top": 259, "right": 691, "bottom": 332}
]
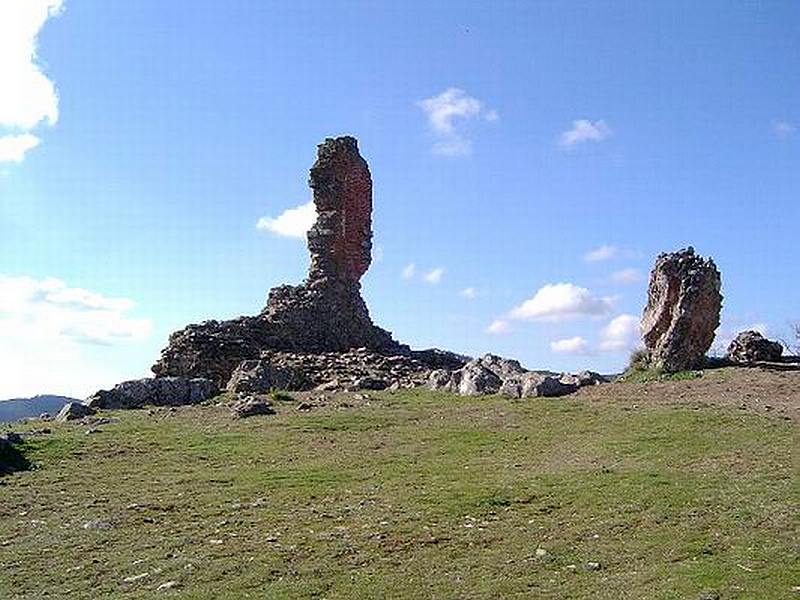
[
  {"left": 270, "top": 390, "right": 294, "bottom": 402},
  {"left": 627, "top": 347, "right": 651, "bottom": 372}
]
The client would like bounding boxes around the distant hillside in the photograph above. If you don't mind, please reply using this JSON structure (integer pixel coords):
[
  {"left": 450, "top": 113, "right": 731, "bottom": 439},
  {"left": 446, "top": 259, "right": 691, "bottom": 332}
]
[{"left": 0, "top": 396, "right": 76, "bottom": 423}]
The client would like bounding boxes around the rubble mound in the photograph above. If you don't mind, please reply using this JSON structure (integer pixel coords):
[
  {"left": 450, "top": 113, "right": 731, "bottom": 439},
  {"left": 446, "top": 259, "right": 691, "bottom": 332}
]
[
  {"left": 225, "top": 347, "right": 463, "bottom": 394},
  {"left": 428, "top": 354, "right": 606, "bottom": 398},
  {"left": 641, "top": 247, "right": 722, "bottom": 372},
  {"left": 726, "top": 330, "right": 783, "bottom": 364}
]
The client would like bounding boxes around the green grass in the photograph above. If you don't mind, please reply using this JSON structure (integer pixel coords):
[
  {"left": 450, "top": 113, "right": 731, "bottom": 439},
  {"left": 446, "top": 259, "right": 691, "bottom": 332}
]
[
  {"left": 0, "top": 389, "right": 797, "bottom": 599},
  {"left": 619, "top": 367, "right": 704, "bottom": 383}
]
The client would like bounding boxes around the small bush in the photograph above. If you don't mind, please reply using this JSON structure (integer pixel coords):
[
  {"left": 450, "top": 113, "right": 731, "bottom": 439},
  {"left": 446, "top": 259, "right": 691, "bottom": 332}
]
[
  {"left": 270, "top": 390, "right": 294, "bottom": 402},
  {"left": 627, "top": 348, "right": 651, "bottom": 372}
]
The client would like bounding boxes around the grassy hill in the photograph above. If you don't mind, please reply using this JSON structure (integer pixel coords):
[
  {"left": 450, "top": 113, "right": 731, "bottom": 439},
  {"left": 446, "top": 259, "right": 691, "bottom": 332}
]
[{"left": 1, "top": 368, "right": 797, "bottom": 599}]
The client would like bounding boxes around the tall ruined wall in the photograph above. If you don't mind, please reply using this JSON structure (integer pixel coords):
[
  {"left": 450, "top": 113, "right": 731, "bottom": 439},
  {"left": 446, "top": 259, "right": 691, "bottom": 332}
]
[{"left": 307, "top": 136, "right": 373, "bottom": 285}]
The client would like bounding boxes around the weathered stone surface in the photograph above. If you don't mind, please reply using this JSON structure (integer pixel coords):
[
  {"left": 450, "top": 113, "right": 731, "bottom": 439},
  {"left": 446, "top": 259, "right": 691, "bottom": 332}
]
[
  {"left": 226, "top": 347, "right": 450, "bottom": 394},
  {"left": 56, "top": 402, "right": 96, "bottom": 422},
  {"left": 230, "top": 396, "right": 275, "bottom": 419},
  {"left": 726, "top": 330, "right": 783, "bottom": 364},
  {"left": 86, "top": 377, "right": 217, "bottom": 410},
  {"left": 453, "top": 362, "right": 503, "bottom": 396},
  {"left": 641, "top": 247, "right": 722, "bottom": 372},
  {"left": 558, "top": 371, "right": 607, "bottom": 388},
  {"left": 151, "top": 317, "right": 269, "bottom": 388},
  {"left": 306, "top": 135, "right": 373, "bottom": 283},
  {"left": 427, "top": 354, "right": 596, "bottom": 399},
  {"left": 152, "top": 136, "right": 418, "bottom": 388},
  {"left": 226, "top": 360, "right": 308, "bottom": 394}
]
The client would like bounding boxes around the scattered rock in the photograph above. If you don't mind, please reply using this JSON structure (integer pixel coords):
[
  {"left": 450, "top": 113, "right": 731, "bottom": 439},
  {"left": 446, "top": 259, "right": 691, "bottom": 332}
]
[
  {"left": 585, "top": 561, "right": 602, "bottom": 571},
  {"left": 82, "top": 520, "right": 113, "bottom": 530},
  {"left": 296, "top": 402, "right": 314, "bottom": 411},
  {"left": 157, "top": 581, "right": 179, "bottom": 592},
  {"left": 697, "top": 592, "right": 720, "bottom": 600},
  {"left": 230, "top": 396, "right": 275, "bottom": 419},
  {"left": 123, "top": 573, "right": 150, "bottom": 583},
  {"left": 55, "top": 402, "right": 96, "bottom": 422},
  {"left": 559, "top": 371, "right": 607, "bottom": 387},
  {"left": 726, "top": 330, "right": 783, "bottom": 364},
  {"left": 86, "top": 377, "right": 217, "bottom": 410},
  {"left": 641, "top": 247, "right": 722, "bottom": 372},
  {"left": 428, "top": 354, "right": 601, "bottom": 399}
]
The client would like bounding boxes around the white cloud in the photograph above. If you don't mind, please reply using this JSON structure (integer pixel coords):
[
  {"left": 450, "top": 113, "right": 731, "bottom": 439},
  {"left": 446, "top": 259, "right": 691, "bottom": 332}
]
[
  {"left": 424, "top": 267, "right": 445, "bottom": 284},
  {"left": 611, "top": 268, "right": 643, "bottom": 284},
  {"left": 550, "top": 336, "right": 591, "bottom": 355},
  {"left": 0, "top": 274, "right": 153, "bottom": 398},
  {"left": 559, "top": 119, "right": 612, "bottom": 148},
  {"left": 432, "top": 137, "right": 473, "bottom": 157},
  {"left": 401, "top": 263, "right": 416, "bottom": 280},
  {"left": 507, "top": 283, "right": 614, "bottom": 323},
  {"left": 373, "top": 245, "right": 384, "bottom": 263},
  {"left": 460, "top": 287, "right": 477, "bottom": 299},
  {"left": 773, "top": 120, "right": 796, "bottom": 138},
  {"left": 584, "top": 244, "right": 618, "bottom": 262},
  {"left": 486, "top": 319, "right": 511, "bottom": 335},
  {"left": 598, "top": 314, "right": 641, "bottom": 352},
  {"left": 0, "top": 133, "right": 40, "bottom": 162},
  {"left": 256, "top": 201, "right": 316, "bottom": 239},
  {"left": 418, "top": 88, "right": 497, "bottom": 157},
  {"left": 0, "top": 0, "right": 63, "bottom": 163}
]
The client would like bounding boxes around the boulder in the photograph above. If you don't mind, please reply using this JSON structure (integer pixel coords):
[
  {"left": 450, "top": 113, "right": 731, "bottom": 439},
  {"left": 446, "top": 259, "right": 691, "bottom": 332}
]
[
  {"left": 528, "top": 376, "right": 579, "bottom": 398},
  {"left": 559, "top": 371, "right": 607, "bottom": 388},
  {"left": 86, "top": 377, "right": 217, "bottom": 410},
  {"left": 230, "top": 396, "right": 275, "bottom": 419},
  {"left": 55, "top": 402, "right": 96, "bottom": 422},
  {"left": 226, "top": 360, "right": 308, "bottom": 394},
  {"left": 455, "top": 362, "right": 503, "bottom": 396},
  {"left": 641, "top": 247, "right": 722, "bottom": 372},
  {"left": 428, "top": 369, "right": 455, "bottom": 392},
  {"left": 726, "top": 330, "right": 783, "bottom": 364}
]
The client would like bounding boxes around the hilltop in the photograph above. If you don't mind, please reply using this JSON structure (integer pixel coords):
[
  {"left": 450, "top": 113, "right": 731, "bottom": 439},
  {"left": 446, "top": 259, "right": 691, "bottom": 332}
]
[
  {"left": 0, "top": 395, "right": 75, "bottom": 424},
  {"left": 1, "top": 367, "right": 797, "bottom": 599}
]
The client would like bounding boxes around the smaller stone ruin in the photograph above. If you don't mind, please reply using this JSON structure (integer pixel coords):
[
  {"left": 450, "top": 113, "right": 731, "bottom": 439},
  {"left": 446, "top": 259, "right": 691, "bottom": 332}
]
[
  {"left": 641, "top": 247, "right": 722, "bottom": 372},
  {"left": 726, "top": 330, "right": 783, "bottom": 365}
]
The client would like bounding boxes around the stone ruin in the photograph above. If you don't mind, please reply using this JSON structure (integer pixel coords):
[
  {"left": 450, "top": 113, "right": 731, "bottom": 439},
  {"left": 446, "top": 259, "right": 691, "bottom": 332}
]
[
  {"left": 641, "top": 247, "right": 722, "bottom": 372},
  {"left": 139, "top": 136, "right": 465, "bottom": 400},
  {"left": 85, "top": 135, "right": 605, "bottom": 409},
  {"left": 151, "top": 137, "right": 415, "bottom": 389}
]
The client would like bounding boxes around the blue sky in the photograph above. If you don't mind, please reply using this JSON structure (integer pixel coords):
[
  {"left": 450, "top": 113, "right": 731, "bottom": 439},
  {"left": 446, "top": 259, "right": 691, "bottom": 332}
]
[{"left": 1, "top": 0, "right": 798, "bottom": 398}]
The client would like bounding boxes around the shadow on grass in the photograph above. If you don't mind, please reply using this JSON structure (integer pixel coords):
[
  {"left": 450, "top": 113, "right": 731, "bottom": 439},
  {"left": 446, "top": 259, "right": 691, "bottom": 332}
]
[{"left": 0, "top": 442, "right": 31, "bottom": 476}]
